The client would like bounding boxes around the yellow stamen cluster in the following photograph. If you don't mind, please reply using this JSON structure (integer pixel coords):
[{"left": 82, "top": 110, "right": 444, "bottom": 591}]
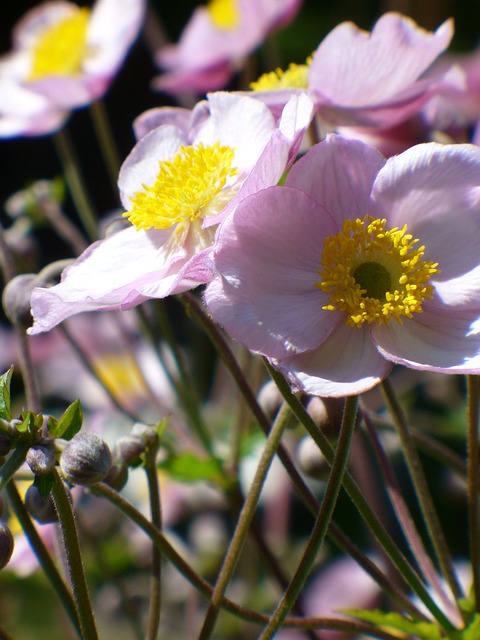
[
  {"left": 250, "top": 60, "right": 311, "bottom": 91},
  {"left": 125, "top": 142, "right": 238, "bottom": 232},
  {"left": 317, "top": 216, "right": 439, "bottom": 327},
  {"left": 207, "top": 0, "right": 240, "bottom": 29},
  {"left": 29, "top": 8, "right": 90, "bottom": 80}
]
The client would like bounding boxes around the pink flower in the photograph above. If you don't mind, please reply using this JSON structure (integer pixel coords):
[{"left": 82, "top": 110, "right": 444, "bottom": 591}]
[
  {"left": 29, "top": 92, "right": 314, "bottom": 334},
  {"left": 249, "top": 12, "right": 458, "bottom": 127},
  {"left": 0, "top": 0, "right": 145, "bottom": 136},
  {"left": 205, "top": 134, "right": 480, "bottom": 397},
  {"left": 153, "top": 0, "right": 302, "bottom": 94}
]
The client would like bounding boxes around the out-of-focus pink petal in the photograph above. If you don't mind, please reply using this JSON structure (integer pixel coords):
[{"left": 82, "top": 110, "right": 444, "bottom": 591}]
[
  {"left": 278, "top": 323, "right": 392, "bottom": 397},
  {"left": 205, "top": 186, "right": 339, "bottom": 358},
  {"left": 152, "top": 60, "right": 235, "bottom": 95},
  {"left": 373, "top": 306, "right": 480, "bottom": 372},
  {"left": 286, "top": 134, "right": 385, "bottom": 224},
  {"left": 309, "top": 14, "right": 453, "bottom": 107}
]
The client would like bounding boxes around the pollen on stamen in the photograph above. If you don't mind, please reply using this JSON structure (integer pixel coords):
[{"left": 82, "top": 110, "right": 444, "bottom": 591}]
[
  {"left": 316, "top": 215, "right": 440, "bottom": 327},
  {"left": 250, "top": 59, "right": 311, "bottom": 91},
  {"left": 124, "top": 142, "right": 238, "bottom": 233},
  {"left": 29, "top": 8, "right": 90, "bottom": 80},
  {"left": 207, "top": 0, "right": 240, "bottom": 29}
]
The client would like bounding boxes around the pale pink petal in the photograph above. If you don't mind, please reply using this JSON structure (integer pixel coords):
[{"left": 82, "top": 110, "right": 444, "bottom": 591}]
[
  {"left": 373, "top": 306, "right": 480, "bottom": 372},
  {"left": 205, "top": 187, "right": 339, "bottom": 358},
  {"left": 309, "top": 14, "right": 453, "bottom": 107},
  {"left": 370, "top": 143, "right": 480, "bottom": 281},
  {"left": 286, "top": 134, "right": 385, "bottom": 224},
  {"left": 29, "top": 225, "right": 185, "bottom": 334},
  {"left": 278, "top": 323, "right": 392, "bottom": 397},
  {"left": 12, "top": 2, "right": 76, "bottom": 49},
  {"left": 117, "top": 125, "right": 187, "bottom": 208},
  {"left": 133, "top": 107, "right": 193, "bottom": 141},
  {"left": 152, "top": 60, "right": 235, "bottom": 95}
]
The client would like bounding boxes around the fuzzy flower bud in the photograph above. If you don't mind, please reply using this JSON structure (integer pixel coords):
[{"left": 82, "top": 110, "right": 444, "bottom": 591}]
[
  {"left": 60, "top": 432, "right": 112, "bottom": 486},
  {"left": 131, "top": 423, "right": 159, "bottom": 449},
  {"left": 26, "top": 444, "right": 57, "bottom": 476},
  {"left": 0, "top": 519, "right": 14, "bottom": 570},
  {"left": 296, "top": 436, "right": 330, "bottom": 481},
  {"left": 25, "top": 485, "right": 59, "bottom": 524},
  {"left": 2, "top": 274, "right": 39, "bottom": 329},
  {"left": 113, "top": 435, "right": 145, "bottom": 468}
]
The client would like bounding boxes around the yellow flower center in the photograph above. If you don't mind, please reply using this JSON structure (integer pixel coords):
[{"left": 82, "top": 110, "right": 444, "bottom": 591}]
[
  {"left": 250, "top": 60, "right": 311, "bottom": 91},
  {"left": 317, "top": 216, "right": 439, "bottom": 327},
  {"left": 124, "top": 142, "right": 238, "bottom": 233},
  {"left": 207, "top": 0, "right": 240, "bottom": 29},
  {"left": 93, "top": 353, "right": 149, "bottom": 400},
  {"left": 29, "top": 8, "right": 90, "bottom": 80}
]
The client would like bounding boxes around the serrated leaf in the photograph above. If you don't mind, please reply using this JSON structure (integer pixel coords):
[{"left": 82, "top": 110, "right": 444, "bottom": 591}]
[
  {"left": 158, "top": 451, "right": 226, "bottom": 486},
  {"left": 342, "top": 609, "right": 441, "bottom": 640},
  {"left": 50, "top": 400, "right": 83, "bottom": 440},
  {"left": 34, "top": 473, "right": 54, "bottom": 498},
  {"left": 0, "top": 366, "right": 14, "bottom": 421}
]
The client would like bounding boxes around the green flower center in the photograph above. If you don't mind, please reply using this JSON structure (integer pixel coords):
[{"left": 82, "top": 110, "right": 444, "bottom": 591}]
[{"left": 317, "top": 215, "right": 439, "bottom": 327}]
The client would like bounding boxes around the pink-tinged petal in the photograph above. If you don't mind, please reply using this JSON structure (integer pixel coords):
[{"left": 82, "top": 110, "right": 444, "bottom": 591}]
[
  {"left": 373, "top": 306, "right": 480, "bottom": 373},
  {"left": 309, "top": 14, "right": 453, "bottom": 107},
  {"left": 286, "top": 134, "right": 385, "bottom": 224},
  {"left": 12, "top": 2, "right": 76, "bottom": 49},
  {"left": 84, "top": 0, "right": 145, "bottom": 76},
  {"left": 204, "top": 93, "right": 314, "bottom": 227},
  {"left": 133, "top": 107, "right": 193, "bottom": 141},
  {"left": 0, "top": 76, "right": 68, "bottom": 137},
  {"left": 117, "top": 125, "right": 187, "bottom": 208},
  {"left": 195, "top": 92, "right": 276, "bottom": 171},
  {"left": 27, "top": 75, "right": 110, "bottom": 108},
  {"left": 153, "top": 60, "right": 235, "bottom": 95},
  {"left": 205, "top": 186, "right": 339, "bottom": 358},
  {"left": 29, "top": 225, "right": 186, "bottom": 334},
  {"left": 370, "top": 143, "right": 480, "bottom": 281},
  {"left": 278, "top": 323, "right": 392, "bottom": 397}
]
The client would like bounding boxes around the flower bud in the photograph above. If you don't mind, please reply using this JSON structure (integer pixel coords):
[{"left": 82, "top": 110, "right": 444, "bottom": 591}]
[
  {"left": 25, "top": 485, "right": 59, "bottom": 524},
  {"left": 60, "top": 432, "right": 112, "bottom": 486},
  {"left": 296, "top": 436, "right": 330, "bottom": 481},
  {"left": 26, "top": 445, "right": 57, "bottom": 476},
  {"left": 306, "top": 397, "right": 344, "bottom": 437},
  {"left": 113, "top": 435, "right": 145, "bottom": 468},
  {"left": 104, "top": 464, "right": 129, "bottom": 491},
  {"left": 2, "top": 274, "right": 38, "bottom": 329},
  {"left": 0, "top": 493, "right": 5, "bottom": 519},
  {"left": 0, "top": 436, "right": 12, "bottom": 457},
  {"left": 0, "top": 519, "right": 14, "bottom": 570},
  {"left": 131, "top": 423, "right": 158, "bottom": 449}
]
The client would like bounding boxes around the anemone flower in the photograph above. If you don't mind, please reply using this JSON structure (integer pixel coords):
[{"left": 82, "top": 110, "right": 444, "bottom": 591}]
[
  {"left": 249, "top": 12, "right": 459, "bottom": 128},
  {"left": 204, "top": 134, "right": 480, "bottom": 397},
  {"left": 28, "top": 91, "right": 314, "bottom": 334},
  {"left": 0, "top": 0, "right": 146, "bottom": 136},
  {"left": 153, "top": 0, "right": 302, "bottom": 95}
]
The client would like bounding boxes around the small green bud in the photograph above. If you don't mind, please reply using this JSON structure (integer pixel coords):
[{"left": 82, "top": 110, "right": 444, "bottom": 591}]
[
  {"left": 60, "top": 432, "right": 112, "bottom": 486},
  {"left": 0, "top": 519, "right": 14, "bottom": 570}
]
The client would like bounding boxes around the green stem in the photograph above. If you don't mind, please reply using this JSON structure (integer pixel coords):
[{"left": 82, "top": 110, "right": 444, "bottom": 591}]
[
  {"left": 6, "top": 481, "right": 82, "bottom": 637},
  {"left": 88, "top": 483, "right": 404, "bottom": 639},
  {"left": 53, "top": 129, "right": 98, "bottom": 241},
  {"left": 381, "top": 377, "right": 464, "bottom": 603},
  {"left": 180, "top": 292, "right": 429, "bottom": 621},
  {"left": 144, "top": 453, "right": 162, "bottom": 640},
  {"left": 51, "top": 471, "right": 98, "bottom": 640},
  {"left": 197, "top": 401, "right": 294, "bottom": 639},
  {"left": 267, "top": 362, "right": 457, "bottom": 634},
  {"left": 0, "top": 443, "right": 30, "bottom": 490},
  {"left": 89, "top": 100, "right": 122, "bottom": 198},
  {"left": 259, "top": 396, "right": 358, "bottom": 639},
  {"left": 467, "top": 374, "right": 480, "bottom": 611}
]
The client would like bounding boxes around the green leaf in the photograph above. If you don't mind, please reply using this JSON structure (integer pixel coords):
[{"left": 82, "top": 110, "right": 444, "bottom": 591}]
[
  {"left": 459, "top": 614, "right": 480, "bottom": 640},
  {"left": 158, "top": 451, "right": 227, "bottom": 486},
  {"left": 49, "top": 400, "right": 83, "bottom": 440},
  {"left": 17, "top": 410, "right": 44, "bottom": 436},
  {"left": 342, "top": 609, "right": 441, "bottom": 640},
  {"left": 0, "top": 366, "right": 14, "bottom": 421}
]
